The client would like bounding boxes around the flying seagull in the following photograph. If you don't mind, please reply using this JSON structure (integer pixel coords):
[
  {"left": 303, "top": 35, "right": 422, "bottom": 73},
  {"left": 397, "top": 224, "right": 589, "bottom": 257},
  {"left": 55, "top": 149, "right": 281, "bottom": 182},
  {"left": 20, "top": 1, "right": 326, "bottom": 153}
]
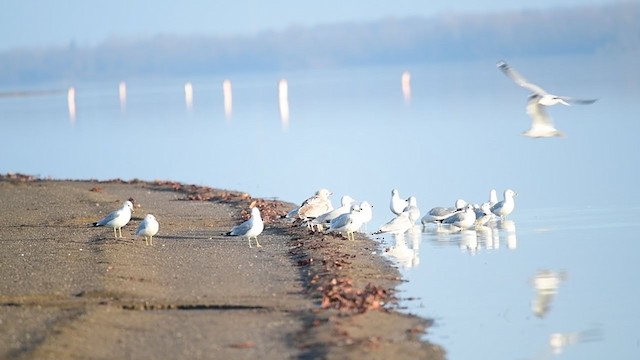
[{"left": 497, "top": 61, "right": 597, "bottom": 138}]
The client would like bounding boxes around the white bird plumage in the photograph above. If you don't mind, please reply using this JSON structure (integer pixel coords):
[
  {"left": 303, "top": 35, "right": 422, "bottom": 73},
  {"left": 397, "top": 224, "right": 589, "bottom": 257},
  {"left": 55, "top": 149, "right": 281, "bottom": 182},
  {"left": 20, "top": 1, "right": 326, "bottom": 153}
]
[
  {"left": 297, "top": 188, "right": 333, "bottom": 223},
  {"left": 375, "top": 211, "right": 414, "bottom": 235},
  {"left": 328, "top": 204, "right": 364, "bottom": 241},
  {"left": 403, "top": 196, "right": 421, "bottom": 224},
  {"left": 390, "top": 189, "right": 408, "bottom": 216},
  {"left": 497, "top": 60, "right": 597, "bottom": 138},
  {"left": 136, "top": 214, "right": 159, "bottom": 246},
  {"left": 310, "top": 195, "right": 355, "bottom": 231},
  {"left": 441, "top": 204, "right": 477, "bottom": 231},
  {"left": 94, "top": 200, "right": 134, "bottom": 239},
  {"left": 358, "top": 201, "right": 373, "bottom": 232},
  {"left": 491, "top": 189, "right": 517, "bottom": 221},
  {"left": 421, "top": 199, "right": 467, "bottom": 225},
  {"left": 229, "top": 207, "right": 264, "bottom": 248}
]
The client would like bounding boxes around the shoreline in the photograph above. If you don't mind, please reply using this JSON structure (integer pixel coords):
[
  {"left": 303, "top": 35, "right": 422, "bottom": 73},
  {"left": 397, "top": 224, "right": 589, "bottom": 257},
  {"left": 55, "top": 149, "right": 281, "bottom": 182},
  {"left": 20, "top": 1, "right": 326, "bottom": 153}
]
[{"left": 0, "top": 174, "right": 444, "bottom": 359}]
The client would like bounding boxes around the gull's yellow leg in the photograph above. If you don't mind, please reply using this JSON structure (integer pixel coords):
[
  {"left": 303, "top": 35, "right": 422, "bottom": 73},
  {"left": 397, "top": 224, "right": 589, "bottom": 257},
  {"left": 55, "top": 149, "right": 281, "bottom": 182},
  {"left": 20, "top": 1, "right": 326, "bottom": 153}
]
[{"left": 255, "top": 237, "right": 262, "bottom": 248}]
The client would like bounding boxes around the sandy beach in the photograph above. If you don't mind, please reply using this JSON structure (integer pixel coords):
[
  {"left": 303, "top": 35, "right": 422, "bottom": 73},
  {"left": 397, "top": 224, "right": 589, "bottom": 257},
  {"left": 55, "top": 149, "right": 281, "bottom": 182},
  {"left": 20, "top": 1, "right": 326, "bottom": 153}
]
[{"left": 0, "top": 174, "right": 444, "bottom": 359}]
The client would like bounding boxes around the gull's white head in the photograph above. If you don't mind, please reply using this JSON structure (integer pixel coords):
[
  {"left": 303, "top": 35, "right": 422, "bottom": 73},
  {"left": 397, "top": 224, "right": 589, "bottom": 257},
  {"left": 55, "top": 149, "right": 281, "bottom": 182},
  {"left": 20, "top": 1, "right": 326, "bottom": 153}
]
[
  {"left": 316, "top": 188, "right": 332, "bottom": 198},
  {"left": 124, "top": 200, "right": 134, "bottom": 211},
  {"left": 505, "top": 189, "right": 517, "bottom": 198},
  {"left": 144, "top": 214, "right": 156, "bottom": 221},
  {"left": 340, "top": 195, "right": 356, "bottom": 207},
  {"left": 455, "top": 199, "right": 468, "bottom": 210},
  {"left": 250, "top": 207, "right": 262, "bottom": 218},
  {"left": 407, "top": 196, "right": 417, "bottom": 206}
]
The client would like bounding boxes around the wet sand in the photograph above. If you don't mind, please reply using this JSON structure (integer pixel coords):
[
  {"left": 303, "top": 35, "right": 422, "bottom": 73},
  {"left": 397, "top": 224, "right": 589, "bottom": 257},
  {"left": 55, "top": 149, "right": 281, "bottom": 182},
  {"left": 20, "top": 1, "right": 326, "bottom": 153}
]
[{"left": 0, "top": 174, "right": 444, "bottom": 359}]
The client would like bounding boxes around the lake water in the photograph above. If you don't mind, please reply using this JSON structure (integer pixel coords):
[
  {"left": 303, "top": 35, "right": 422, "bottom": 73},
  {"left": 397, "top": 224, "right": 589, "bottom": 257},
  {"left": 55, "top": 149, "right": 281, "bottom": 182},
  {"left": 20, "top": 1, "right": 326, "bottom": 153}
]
[{"left": 2, "top": 53, "right": 639, "bottom": 358}]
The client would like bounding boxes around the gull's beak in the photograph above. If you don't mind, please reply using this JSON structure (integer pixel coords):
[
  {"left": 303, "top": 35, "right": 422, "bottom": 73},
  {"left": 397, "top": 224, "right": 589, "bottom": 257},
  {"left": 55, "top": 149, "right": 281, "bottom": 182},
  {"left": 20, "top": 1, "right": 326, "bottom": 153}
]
[{"left": 560, "top": 99, "right": 570, "bottom": 106}]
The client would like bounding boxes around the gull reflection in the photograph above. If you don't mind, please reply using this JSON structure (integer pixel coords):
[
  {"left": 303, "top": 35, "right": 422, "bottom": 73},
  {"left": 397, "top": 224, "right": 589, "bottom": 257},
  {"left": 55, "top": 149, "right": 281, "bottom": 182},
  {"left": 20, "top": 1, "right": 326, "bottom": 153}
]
[
  {"left": 67, "top": 87, "right": 76, "bottom": 123},
  {"left": 118, "top": 81, "right": 127, "bottom": 112},
  {"left": 548, "top": 327, "right": 602, "bottom": 355},
  {"left": 222, "top": 79, "right": 232, "bottom": 120},
  {"left": 423, "top": 217, "right": 518, "bottom": 254},
  {"left": 184, "top": 82, "right": 194, "bottom": 111},
  {"left": 401, "top": 70, "right": 412, "bottom": 104},
  {"left": 278, "top": 79, "right": 290, "bottom": 131},
  {"left": 386, "top": 232, "right": 420, "bottom": 268},
  {"left": 531, "top": 270, "right": 567, "bottom": 318},
  {"left": 476, "top": 225, "right": 494, "bottom": 249},
  {"left": 493, "top": 219, "right": 517, "bottom": 250},
  {"left": 459, "top": 230, "right": 479, "bottom": 255}
]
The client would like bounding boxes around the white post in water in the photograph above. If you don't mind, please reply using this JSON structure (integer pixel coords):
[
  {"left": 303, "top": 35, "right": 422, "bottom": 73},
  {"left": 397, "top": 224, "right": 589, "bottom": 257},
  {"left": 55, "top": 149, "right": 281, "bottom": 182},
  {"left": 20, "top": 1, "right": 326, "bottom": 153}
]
[
  {"left": 278, "top": 79, "right": 290, "bottom": 131},
  {"left": 401, "top": 70, "right": 412, "bottom": 104},
  {"left": 184, "top": 82, "right": 194, "bottom": 111},
  {"left": 119, "top": 81, "right": 127, "bottom": 112},
  {"left": 67, "top": 87, "right": 76, "bottom": 123},
  {"left": 223, "top": 79, "right": 232, "bottom": 120}
]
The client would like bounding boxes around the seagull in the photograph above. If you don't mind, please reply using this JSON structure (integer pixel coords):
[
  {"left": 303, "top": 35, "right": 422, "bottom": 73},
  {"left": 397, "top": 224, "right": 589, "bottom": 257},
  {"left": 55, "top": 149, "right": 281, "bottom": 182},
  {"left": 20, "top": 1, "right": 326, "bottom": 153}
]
[
  {"left": 390, "top": 189, "right": 409, "bottom": 216},
  {"left": 375, "top": 211, "right": 414, "bottom": 235},
  {"left": 421, "top": 199, "right": 467, "bottom": 225},
  {"left": 358, "top": 201, "right": 373, "bottom": 232},
  {"left": 403, "top": 196, "right": 421, "bottom": 224},
  {"left": 94, "top": 200, "right": 134, "bottom": 239},
  {"left": 228, "top": 207, "right": 264, "bottom": 248},
  {"left": 297, "top": 188, "right": 333, "bottom": 223},
  {"left": 497, "top": 60, "right": 597, "bottom": 138},
  {"left": 441, "top": 204, "right": 477, "bottom": 231},
  {"left": 474, "top": 203, "right": 494, "bottom": 228},
  {"left": 491, "top": 189, "right": 517, "bottom": 221},
  {"left": 489, "top": 189, "right": 498, "bottom": 207},
  {"left": 136, "top": 214, "right": 159, "bottom": 246},
  {"left": 327, "top": 204, "right": 364, "bottom": 241},
  {"left": 310, "top": 195, "right": 355, "bottom": 231}
]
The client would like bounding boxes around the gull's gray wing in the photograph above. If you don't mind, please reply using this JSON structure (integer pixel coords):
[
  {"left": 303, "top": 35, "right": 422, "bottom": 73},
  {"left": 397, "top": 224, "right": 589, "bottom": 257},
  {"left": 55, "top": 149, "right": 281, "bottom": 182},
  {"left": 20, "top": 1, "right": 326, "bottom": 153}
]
[
  {"left": 96, "top": 209, "right": 119, "bottom": 226},
  {"left": 558, "top": 97, "right": 598, "bottom": 105},
  {"left": 330, "top": 213, "right": 351, "bottom": 230},
  {"left": 230, "top": 218, "right": 253, "bottom": 236},
  {"left": 497, "top": 61, "right": 548, "bottom": 96}
]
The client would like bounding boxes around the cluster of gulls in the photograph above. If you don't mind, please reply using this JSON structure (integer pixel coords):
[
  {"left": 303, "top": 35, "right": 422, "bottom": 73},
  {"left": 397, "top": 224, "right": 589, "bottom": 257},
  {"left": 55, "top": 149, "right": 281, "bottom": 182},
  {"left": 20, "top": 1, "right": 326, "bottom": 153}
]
[
  {"left": 497, "top": 60, "right": 597, "bottom": 138},
  {"left": 95, "top": 59, "right": 591, "bottom": 246},
  {"left": 278, "top": 187, "right": 517, "bottom": 240},
  {"left": 93, "top": 200, "right": 159, "bottom": 245},
  {"left": 93, "top": 187, "right": 516, "bottom": 247}
]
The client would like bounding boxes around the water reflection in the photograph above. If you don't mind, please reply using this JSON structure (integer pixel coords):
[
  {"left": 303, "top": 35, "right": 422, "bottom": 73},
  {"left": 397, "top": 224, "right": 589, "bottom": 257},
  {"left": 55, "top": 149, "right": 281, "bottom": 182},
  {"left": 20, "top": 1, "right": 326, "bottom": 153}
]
[
  {"left": 118, "top": 81, "right": 127, "bottom": 113},
  {"left": 184, "top": 82, "right": 194, "bottom": 111},
  {"left": 421, "top": 219, "right": 517, "bottom": 254},
  {"left": 67, "top": 87, "right": 76, "bottom": 123},
  {"left": 531, "top": 269, "right": 567, "bottom": 318},
  {"left": 385, "top": 230, "right": 420, "bottom": 268},
  {"left": 278, "top": 79, "right": 290, "bottom": 131},
  {"left": 222, "top": 79, "right": 233, "bottom": 120},
  {"left": 401, "top": 70, "right": 411, "bottom": 104}
]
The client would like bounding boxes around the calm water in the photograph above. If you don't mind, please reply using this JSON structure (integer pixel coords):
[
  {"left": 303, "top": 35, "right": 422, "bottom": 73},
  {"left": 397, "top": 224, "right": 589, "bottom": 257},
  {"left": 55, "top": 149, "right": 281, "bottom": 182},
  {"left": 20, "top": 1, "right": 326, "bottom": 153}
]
[{"left": 2, "top": 53, "right": 640, "bottom": 358}]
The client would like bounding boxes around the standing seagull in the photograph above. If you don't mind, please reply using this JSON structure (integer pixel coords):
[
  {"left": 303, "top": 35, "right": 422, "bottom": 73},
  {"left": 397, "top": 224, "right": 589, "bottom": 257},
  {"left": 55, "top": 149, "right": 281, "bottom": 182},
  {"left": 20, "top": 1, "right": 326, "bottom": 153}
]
[
  {"left": 136, "top": 214, "right": 159, "bottom": 246},
  {"left": 497, "top": 61, "right": 597, "bottom": 138},
  {"left": 228, "top": 207, "right": 264, "bottom": 248},
  {"left": 297, "top": 188, "right": 333, "bottom": 224},
  {"left": 491, "top": 189, "right": 517, "bottom": 221},
  {"left": 327, "top": 204, "right": 364, "bottom": 241},
  {"left": 94, "top": 200, "right": 134, "bottom": 239},
  {"left": 390, "top": 189, "right": 409, "bottom": 216}
]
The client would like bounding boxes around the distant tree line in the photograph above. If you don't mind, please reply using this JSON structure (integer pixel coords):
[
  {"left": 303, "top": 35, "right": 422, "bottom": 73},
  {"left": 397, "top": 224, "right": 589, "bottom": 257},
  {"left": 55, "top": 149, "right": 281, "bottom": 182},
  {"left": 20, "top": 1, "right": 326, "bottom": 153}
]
[{"left": 1, "top": 2, "right": 638, "bottom": 85}]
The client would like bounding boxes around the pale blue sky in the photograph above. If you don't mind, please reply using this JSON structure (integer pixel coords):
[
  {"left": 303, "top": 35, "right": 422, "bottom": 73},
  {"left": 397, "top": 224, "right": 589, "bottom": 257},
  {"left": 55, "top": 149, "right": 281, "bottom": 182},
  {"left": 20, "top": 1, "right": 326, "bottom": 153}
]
[{"left": 0, "top": 0, "right": 618, "bottom": 50}]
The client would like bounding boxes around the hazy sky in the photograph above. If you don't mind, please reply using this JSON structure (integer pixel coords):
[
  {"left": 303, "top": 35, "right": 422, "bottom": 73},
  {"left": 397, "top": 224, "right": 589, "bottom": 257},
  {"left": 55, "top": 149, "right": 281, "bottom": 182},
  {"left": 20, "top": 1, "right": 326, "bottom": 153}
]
[{"left": 1, "top": 0, "right": 617, "bottom": 51}]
